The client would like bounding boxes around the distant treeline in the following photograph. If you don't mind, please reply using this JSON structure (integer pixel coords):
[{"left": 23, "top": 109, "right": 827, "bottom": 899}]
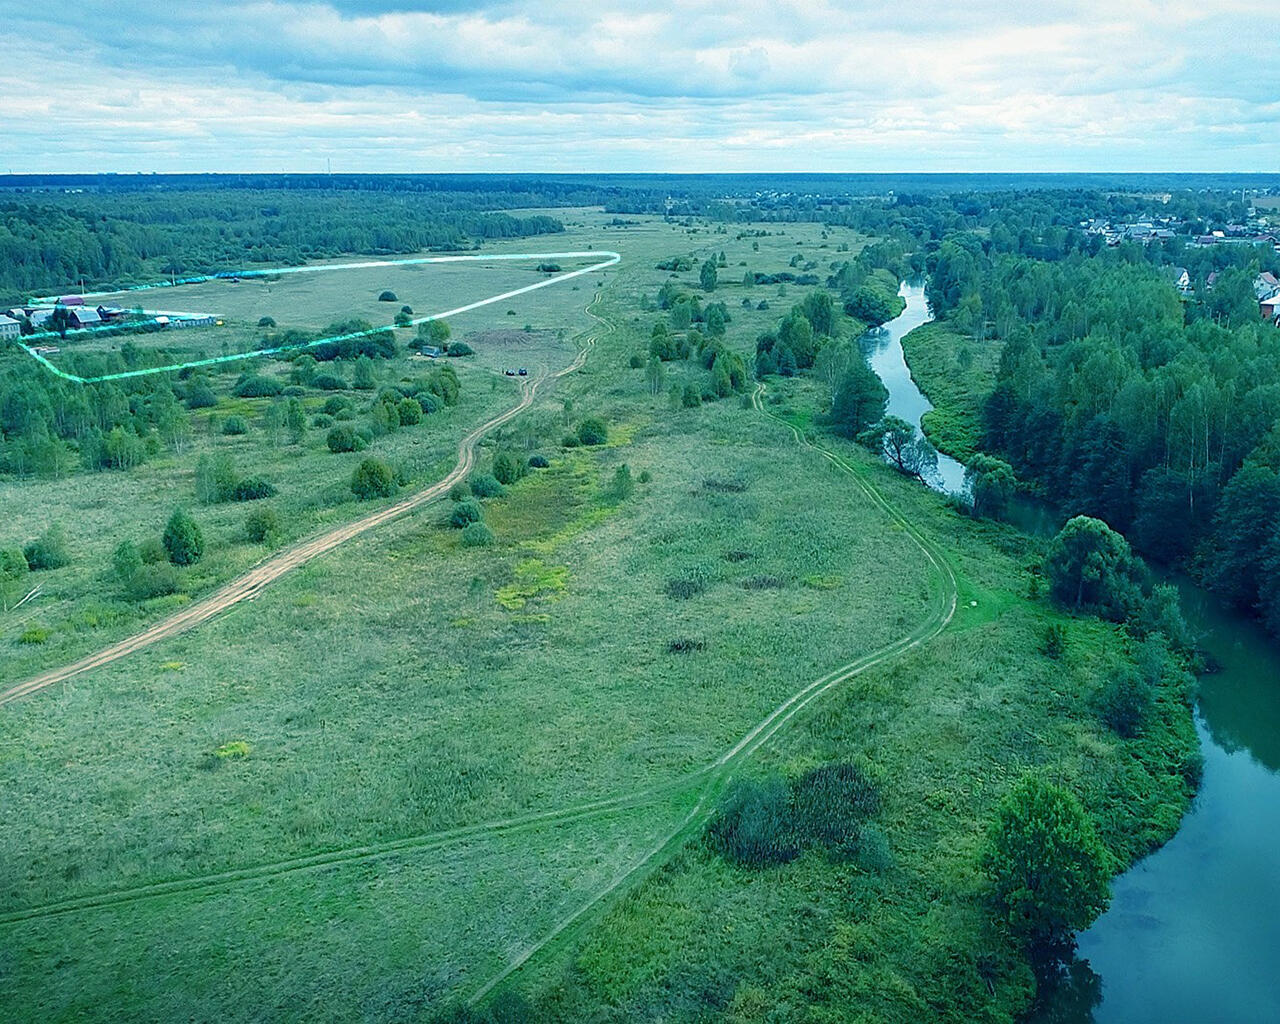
[{"left": 0, "top": 189, "right": 565, "bottom": 300}]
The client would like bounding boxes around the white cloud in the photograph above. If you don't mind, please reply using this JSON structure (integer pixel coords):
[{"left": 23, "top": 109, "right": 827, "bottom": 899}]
[{"left": 0, "top": 0, "right": 1275, "bottom": 170}]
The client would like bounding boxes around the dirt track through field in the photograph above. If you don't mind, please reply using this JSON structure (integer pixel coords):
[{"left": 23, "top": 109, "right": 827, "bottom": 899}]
[
  {"left": 0, "top": 311, "right": 602, "bottom": 707},
  {"left": 1, "top": 310, "right": 961, "bottom": 1014}
]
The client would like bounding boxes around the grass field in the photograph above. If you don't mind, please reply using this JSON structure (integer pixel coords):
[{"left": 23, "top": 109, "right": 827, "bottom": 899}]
[
  {"left": 899, "top": 321, "right": 1003, "bottom": 461},
  {"left": 42, "top": 253, "right": 611, "bottom": 374},
  {"left": 0, "top": 209, "right": 1196, "bottom": 1022}
]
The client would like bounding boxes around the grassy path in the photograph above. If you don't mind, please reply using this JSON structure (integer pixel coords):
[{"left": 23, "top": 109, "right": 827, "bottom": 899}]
[
  {"left": 0, "top": 307, "right": 603, "bottom": 707},
  {"left": 463, "top": 382, "right": 961, "bottom": 1003},
  {"left": 1, "top": 303, "right": 961, "bottom": 1014}
]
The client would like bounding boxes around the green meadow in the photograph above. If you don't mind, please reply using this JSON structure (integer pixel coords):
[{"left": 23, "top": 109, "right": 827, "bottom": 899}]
[{"left": 0, "top": 210, "right": 1195, "bottom": 1021}]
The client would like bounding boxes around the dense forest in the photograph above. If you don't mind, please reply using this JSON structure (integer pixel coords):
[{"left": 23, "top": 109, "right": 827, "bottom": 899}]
[
  {"left": 909, "top": 210, "right": 1280, "bottom": 640},
  {"left": 0, "top": 190, "right": 564, "bottom": 300}
]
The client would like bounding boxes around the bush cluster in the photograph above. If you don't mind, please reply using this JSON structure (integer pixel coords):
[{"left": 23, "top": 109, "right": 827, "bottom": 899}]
[{"left": 708, "top": 763, "right": 884, "bottom": 869}]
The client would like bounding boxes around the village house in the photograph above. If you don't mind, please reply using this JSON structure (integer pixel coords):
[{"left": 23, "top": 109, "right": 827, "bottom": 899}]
[
  {"left": 1166, "top": 266, "right": 1192, "bottom": 295},
  {"left": 0, "top": 314, "right": 21, "bottom": 340}
]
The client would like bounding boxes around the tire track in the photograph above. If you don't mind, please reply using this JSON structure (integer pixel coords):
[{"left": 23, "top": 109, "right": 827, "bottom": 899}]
[
  {"left": 465, "top": 380, "right": 959, "bottom": 1003},
  {"left": 2, "top": 310, "right": 960, "bottom": 1018},
  {"left": 1, "top": 312, "right": 601, "bottom": 707}
]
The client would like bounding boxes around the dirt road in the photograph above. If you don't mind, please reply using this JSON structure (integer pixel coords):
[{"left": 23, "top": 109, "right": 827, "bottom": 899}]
[{"left": 0, "top": 318, "right": 601, "bottom": 707}]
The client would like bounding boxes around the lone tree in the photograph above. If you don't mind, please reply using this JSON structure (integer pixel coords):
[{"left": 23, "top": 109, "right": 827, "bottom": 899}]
[
  {"left": 1044, "top": 515, "right": 1142, "bottom": 620},
  {"left": 966, "top": 454, "right": 1017, "bottom": 520},
  {"left": 700, "top": 259, "right": 718, "bottom": 292},
  {"left": 861, "top": 416, "right": 937, "bottom": 481},
  {"left": 982, "top": 774, "right": 1111, "bottom": 964},
  {"left": 828, "top": 359, "right": 888, "bottom": 437},
  {"left": 163, "top": 509, "right": 204, "bottom": 566}
]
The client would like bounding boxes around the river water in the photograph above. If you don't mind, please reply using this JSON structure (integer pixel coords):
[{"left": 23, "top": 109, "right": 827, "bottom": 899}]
[{"left": 862, "top": 284, "right": 1280, "bottom": 1023}]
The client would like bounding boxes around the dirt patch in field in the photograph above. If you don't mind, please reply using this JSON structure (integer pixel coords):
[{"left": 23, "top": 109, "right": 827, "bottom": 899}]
[{"left": 465, "top": 329, "right": 543, "bottom": 347}]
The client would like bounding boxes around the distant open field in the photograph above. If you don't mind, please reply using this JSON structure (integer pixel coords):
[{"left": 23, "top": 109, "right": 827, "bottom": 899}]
[{"left": 35, "top": 251, "right": 613, "bottom": 376}]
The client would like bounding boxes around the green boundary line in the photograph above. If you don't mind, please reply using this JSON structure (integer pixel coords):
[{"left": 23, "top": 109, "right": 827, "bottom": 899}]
[{"left": 12, "top": 250, "right": 620, "bottom": 384}]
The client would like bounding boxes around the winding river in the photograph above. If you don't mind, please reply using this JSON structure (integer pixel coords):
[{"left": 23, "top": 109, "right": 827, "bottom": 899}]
[{"left": 862, "top": 283, "right": 1280, "bottom": 1023}]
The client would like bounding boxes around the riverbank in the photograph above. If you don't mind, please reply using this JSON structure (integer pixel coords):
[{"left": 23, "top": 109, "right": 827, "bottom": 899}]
[
  {"left": 537, "top": 287, "right": 1199, "bottom": 1023},
  {"left": 897, "top": 320, "right": 1001, "bottom": 462},
  {"left": 888, "top": 294, "right": 1280, "bottom": 1022}
]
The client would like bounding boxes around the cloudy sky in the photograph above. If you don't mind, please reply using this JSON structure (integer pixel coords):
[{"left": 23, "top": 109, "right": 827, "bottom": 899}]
[{"left": 1, "top": 0, "right": 1276, "bottom": 172}]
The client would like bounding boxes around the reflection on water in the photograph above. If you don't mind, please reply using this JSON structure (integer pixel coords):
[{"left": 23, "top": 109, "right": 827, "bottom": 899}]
[
  {"left": 862, "top": 284, "right": 1280, "bottom": 1024},
  {"left": 1066, "top": 582, "right": 1280, "bottom": 1024}
]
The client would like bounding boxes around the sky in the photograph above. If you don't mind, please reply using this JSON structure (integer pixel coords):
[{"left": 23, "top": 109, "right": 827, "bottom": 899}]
[{"left": 1, "top": 0, "right": 1277, "bottom": 173}]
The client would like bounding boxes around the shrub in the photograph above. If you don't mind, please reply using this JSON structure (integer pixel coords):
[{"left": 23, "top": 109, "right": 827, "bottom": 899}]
[
  {"left": 469, "top": 473, "right": 505, "bottom": 498},
  {"left": 664, "top": 566, "right": 710, "bottom": 599},
  {"left": 230, "top": 477, "right": 277, "bottom": 501},
  {"left": 397, "top": 398, "right": 423, "bottom": 425},
  {"left": 461, "top": 522, "right": 495, "bottom": 547},
  {"left": 666, "top": 637, "right": 705, "bottom": 653},
  {"left": 185, "top": 378, "right": 217, "bottom": 409},
  {"left": 378, "top": 290, "right": 398, "bottom": 301},
  {"left": 20, "top": 624, "right": 51, "bottom": 644},
  {"left": 322, "top": 396, "right": 350, "bottom": 416},
  {"left": 126, "top": 562, "right": 179, "bottom": 601},
  {"left": 351, "top": 458, "right": 396, "bottom": 500},
  {"left": 327, "top": 425, "right": 366, "bottom": 453},
  {"left": 492, "top": 451, "right": 525, "bottom": 486},
  {"left": 449, "top": 499, "right": 484, "bottom": 528},
  {"left": 138, "top": 537, "right": 167, "bottom": 564},
  {"left": 527, "top": 454, "right": 550, "bottom": 469},
  {"left": 112, "top": 540, "right": 142, "bottom": 583},
  {"left": 245, "top": 506, "right": 280, "bottom": 544},
  {"left": 352, "top": 356, "right": 376, "bottom": 390},
  {"left": 163, "top": 509, "right": 204, "bottom": 566},
  {"left": 576, "top": 416, "right": 608, "bottom": 446},
  {"left": 604, "top": 464, "right": 634, "bottom": 503},
  {"left": 628, "top": 353, "right": 645, "bottom": 369},
  {"left": 707, "top": 778, "right": 799, "bottom": 867},
  {"left": 221, "top": 415, "right": 249, "bottom": 436},
  {"left": 257, "top": 316, "right": 276, "bottom": 328},
  {"left": 790, "top": 763, "right": 881, "bottom": 853},
  {"left": 233, "top": 374, "right": 282, "bottom": 398},
  {"left": 24, "top": 524, "right": 70, "bottom": 570},
  {"left": 1042, "top": 622, "right": 1068, "bottom": 659},
  {"left": 1098, "top": 668, "right": 1153, "bottom": 738},
  {"left": 314, "top": 374, "right": 348, "bottom": 391},
  {"left": 449, "top": 481, "right": 471, "bottom": 501},
  {"left": 312, "top": 413, "right": 335, "bottom": 429},
  {"left": 561, "top": 434, "right": 581, "bottom": 448},
  {"left": 741, "top": 574, "right": 785, "bottom": 590},
  {"left": 445, "top": 341, "right": 474, "bottom": 356},
  {"left": 0, "top": 547, "right": 29, "bottom": 586}
]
